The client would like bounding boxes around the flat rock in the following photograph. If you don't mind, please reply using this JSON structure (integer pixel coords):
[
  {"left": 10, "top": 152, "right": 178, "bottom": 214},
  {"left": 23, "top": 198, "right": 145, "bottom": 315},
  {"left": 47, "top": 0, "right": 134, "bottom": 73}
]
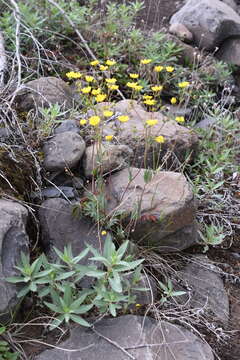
[
  {"left": 104, "top": 167, "right": 197, "bottom": 251},
  {"left": 54, "top": 120, "right": 80, "bottom": 135},
  {"left": 15, "top": 77, "right": 74, "bottom": 111},
  {"left": 87, "top": 100, "right": 198, "bottom": 169},
  {"left": 83, "top": 143, "right": 133, "bottom": 177},
  {"left": 170, "top": 0, "right": 240, "bottom": 50},
  {"left": 31, "top": 186, "right": 76, "bottom": 200},
  {"left": 0, "top": 200, "right": 29, "bottom": 322},
  {"left": 177, "top": 256, "right": 229, "bottom": 324},
  {"left": 36, "top": 315, "right": 214, "bottom": 360},
  {"left": 38, "top": 198, "right": 102, "bottom": 287},
  {"left": 43, "top": 131, "right": 86, "bottom": 172}
]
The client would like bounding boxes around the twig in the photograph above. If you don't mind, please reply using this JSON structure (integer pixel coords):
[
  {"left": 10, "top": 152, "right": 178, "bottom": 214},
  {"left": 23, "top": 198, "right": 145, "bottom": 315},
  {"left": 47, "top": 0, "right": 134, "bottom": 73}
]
[
  {"left": 0, "top": 30, "right": 7, "bottom": 87},
  {"left": 92, "top": 327, "right": 136, "bottom": 359},
  {"left": 9, "top": 0, "right": 22, "bottom": 87}
]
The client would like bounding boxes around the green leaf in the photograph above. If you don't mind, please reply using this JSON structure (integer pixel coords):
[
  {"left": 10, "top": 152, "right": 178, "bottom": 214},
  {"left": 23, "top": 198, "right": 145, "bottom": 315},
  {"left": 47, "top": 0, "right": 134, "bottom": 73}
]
[
  {"left": 73, "top": 304, "right": 93, "bottom": 314},
  {"left": 109, "top": 272, "right": 122, "bottom": 293},
  {"left": 85, "top": 269, "right": 106, "bottom": 278},
  {"left": 63, "top": 283, "right": 72, "bottom": 306},
  {"left": 109, "top": 303, "right": 117, "bottom": 317},
  {"left": 116, "top": 240, "right": 129, "bottom": 259},
  {"left": 73, "top": 248, "right": 89, "bottom": 263},
  {"left": 49, "top": 315, "right": 65, "bottom": 330},
  {"left": 5, "top": 276, "right": 24, "bottom": 283},
  {"left": 103, "top": 234, "right": 115, "bottom": 261},
  {"left": 70, "top": 314, "right": 91, "bottom": 327},
  {"left": 55, "top": 271, "right": 75, "bottom": 281},
  {"left": 0, "top": 327, "right": 6, "bottom": 335},
  {"left": 17, "top": 285, "right": 31, "bottom": 298},
  {"left": 44, "top": 301, "right": 62, "bottom": 314},
  {"left": 38, "top": 287, "right": 50, "bottom": 298}
]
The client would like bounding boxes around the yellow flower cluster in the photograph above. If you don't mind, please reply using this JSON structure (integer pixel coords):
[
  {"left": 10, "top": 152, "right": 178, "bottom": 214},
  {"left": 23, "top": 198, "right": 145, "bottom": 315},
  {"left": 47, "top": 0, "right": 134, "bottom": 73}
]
[
  {"left": 175, "top": 116, "right": 185, "bottom": 123},
  {"left": 144, "top": 99, "right": 156, "bottom": 106},
  {"left": 85, "top": 75, "right": 94, "bottom": 83},
  {"left": 140, "top": 59, "right": 152, "bottom": 65},
  {"left": 66, "top": 71, "right": 82, "bottom": 79},
  {"left": 154, "top": 65, "right": 164, "bottom": 72},
  {"left": 81, "top": 86, "right": 91, "bottom": 94},
  {"left": 146, "top": 119, "right": 158, "bottom": 126},
  {"left": 151, "top": 85, "right": 163, "bottom": 92},
  {"left": 126, "top": 82, "right": 142, "bottom": 91},
  {"left": 103, "top": 110, "right": 113, "bottom": 117},
  {"left": 155, "top": 135, "right": 165, "bottom": 143},
  {"left": 165, "top": 66, "right": 175, "bottom": 73},
  {"left": 118, "top": 115, "right": 129, "bottom": 123},
  {"left": 129, "top": 73, "right": 139, "bottom": 79},
  {"left": 92, "top": 88, "right": 101, "bottom": 95},
  {"left": 105, "top": 135, "right": 113, "bottom": 141},
  {"left": 170, "top": 97, "right": 177, "bottom": 104},
  {"left": 96, "top": 94, "right": 107, "bottom": 102},
  {"left": 89, "top": 116, "right": 101, "bottom": 126},
  {"left": 178, "top": 81, "right": 190, "bottom": 88},
  {"left": 105, "top": 78, "right": 117, "bottom": 84}
]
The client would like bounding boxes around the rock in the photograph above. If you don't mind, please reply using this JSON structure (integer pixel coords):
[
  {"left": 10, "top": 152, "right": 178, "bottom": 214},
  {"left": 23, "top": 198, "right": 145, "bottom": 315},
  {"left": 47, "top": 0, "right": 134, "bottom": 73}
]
[
  {"left": 54, "top": 120, "right": 80, "bottom": 135},
  {"left": 36, "top": 315, "right": 214, "bottom": 360},
  {"left": 216, "top": 37, "right": 240, "bottom": 65},
  {"left": 170, "top": 0, "right": 240, "bottom": 50},
  {"left": 31, "top": 186, "right": 76, "bottom": 200},
  {"left": 0, "top": 200, "right": 29, "bottom": 322},
  {"left": 195, "top": 116, "right": 217, "bottom": 129},
  {"left": 38, "top": 198, "right": 102, "bottom": 287},
  {"left": 177, "top": 256, "right": 229, "bottom": 324},
  {"left": 104, "top": 167, "right": 197, "bottom": 251},
  {"left": 87, "top": 100, "right": 198, "bottom": 169},
  {"left": 221, "top": 0, "right": 238, "bottom": 11},
  {"left": 83, "top": 143, "right": 133, "bottom": 177},
  {"left": 15, "top": 77, "right": 74, "bottom": 111},
  {"left": 165, "top": 34, "right": 204, "bottom": 65},
  {"left": 43, "top": 131, "right": 86, "bottom": 172},
  {"left": 0, "top": 127, "right": 11, "bottom": 142},
  {"left": 169, "top": 23, "right": 193, "bottom": 43},
  {"left": 127, "top": 273, "right": 157, "bottom": 307}
]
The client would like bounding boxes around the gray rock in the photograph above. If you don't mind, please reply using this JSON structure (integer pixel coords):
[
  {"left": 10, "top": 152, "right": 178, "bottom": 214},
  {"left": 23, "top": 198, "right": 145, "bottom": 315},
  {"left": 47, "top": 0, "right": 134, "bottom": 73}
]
[
  {"left": 32, "top": 186, "right": 76, "bottom": 200},
  {"left": 38, "top": 198, "right": 102, "bottom": 287},
  {"left": 36, "top": 315, "right": 214, "bottom": 360},
  {"left": 170, "top": 0, "right": 240, "bottom": 50},
  {"left": 195, "top": 116, "right": 217, "bottom": 129},
  {"left": 0, "top": 127, "right": 11, "bottom": 141},
  {"left": 15, "top": 77, "right": 74, "bottom": 111},
  {"left": 54, "top": 120, "right": 80, "bottom": 135},
  {"left": 221, "top": 0, "right": 238, "bottom": 11},
  {"left": 43, "top": 131, "right": 86, "bottom": 172},
  {"left": 177, "top": 256, "right": 229, "bottom": 324},
  {"left": 0, "top": 200, "right": 29, "bottom": 322},
  {"left": 103, "top": 167, "right": 197, "bottom": 252},
  {"left": 83, "top": 143, "right": 133, "bottom": 177},
  {"left": 169, "top": 23, "right": 193, "bottom": 43},
  {"left": 216, "top": 36, "right": 240, "bottom": 65}
]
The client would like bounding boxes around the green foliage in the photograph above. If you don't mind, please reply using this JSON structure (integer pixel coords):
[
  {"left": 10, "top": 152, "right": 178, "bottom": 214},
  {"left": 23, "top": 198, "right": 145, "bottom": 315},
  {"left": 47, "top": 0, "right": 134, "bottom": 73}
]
[
  {"left": 7, "top": 235, "right": 145, "bottom": 329},
  {"left": 198, "top": 224, "right": 225, "bottom": 253},
  {"left": 158, "top": 279, "right": 186, "bottom": 305},
  {"left": 0, "top": 327, "right": 19, "bottom": 360}
]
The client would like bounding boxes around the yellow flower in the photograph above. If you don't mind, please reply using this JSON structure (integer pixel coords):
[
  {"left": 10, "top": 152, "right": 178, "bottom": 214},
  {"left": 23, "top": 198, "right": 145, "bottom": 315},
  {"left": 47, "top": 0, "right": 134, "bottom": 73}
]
[
  {"left": 92, "top": 88, "right": 101, "bottom": 95},
  {"left": 99, "top": 65, "right": 109, "bottom": 71},
  {"left": 90, "top": 60, "right": 99, "bottom": 66},
  {"left": 178, "top": 81, "right": 190, "bottom": 88},
  {"left": 166, "top": 66, "right": 175, "bottom": 72},
  {"left": 66, "top": 71, "right": 82, "bottom": 79},
  {"left": 107, "top": 84, "right": 119, "bottom": 90},
  {"left": 129, "top": 73, "right": 139, "bottom": 79},
  {"left": 146, "top": 119, "right": 158, "bottom": 126},
  {"left": 103, "top": 110, "right": 113, "bottom": 117},
  {"left": 81, "top": 86, "right": 92, "bottom": 94},
  {"left": 144, "top": 99, "right": 156, "bottom": 106},
  {"left": 170, "top": 97, "right": 177, "bottom": 104},
  {"left": 89, "top": 116, "right": 101, "bottom": 126},
  {"left": 135, "top": 303, "right": 141, "bottom": 307},
  {"left": 154, "top": 65, "right": 164, "bottom": 72},
  {"left": 140, "top": 59, "right": 152, "bottom": 65},
  {"left": 105, "top": 59, "right": 116, "bottom": 66},
  {"left": 118, "top": 115, "right": 129, "bottom": 123},
  {"left": 85, "top": 75, "right": 94, "bottom": 83},
  {"left": 79, "top": 119, "right": 87, "bottom": 125},
  {"left": 143, "top": 95, "right": 153, "bottom": 100},
  {"left": 151, "top": 85, "right": 163, "bottom": 92},
  {"left": 155, "top": 135, "right": 165, "bottom": 143},
  {"left": 101, "top": 230, "right": 107, "bottom": 235},
  {"left": 134, "top": 85, "right": 143, "bottom": 91},
  {"left": 175, "top": 116, "right": 185, "bottom": 123},
  {"left": 105, "top": 78, "right": 117, "bottom": 84},
  {"left": 95, "top": 94, "right": 107, "bottom": 102},
  {"left": 126, "top": 81, "right": 138, "bottom": 89},
  {"left": 105, "top": 135, "right": 113, "bottom": 141}
]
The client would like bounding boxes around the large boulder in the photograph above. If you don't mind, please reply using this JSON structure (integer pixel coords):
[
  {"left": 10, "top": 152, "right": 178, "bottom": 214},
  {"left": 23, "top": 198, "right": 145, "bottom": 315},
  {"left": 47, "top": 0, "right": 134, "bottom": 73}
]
[
  {"left": 103, "top": 167, "right": 197, "bottom": 251},
  {"left": 43, "top": 131, "right": 86, "bottom": 172},
  {"left": 87, "top": 100, "right": 198, "bottom": 169},
  {"left": 216, "top": 37, "right": 240, "bottom": 65},
  {"left": 0, "top": 200, "right": 29, "bottom": 322},
  {"left": 36, "top": 315, "right": 214, "bottom": 360},
  {"left": 170, "top": 0, "right": 240, "bottom": 50},
  {"left": 15, "top": 77, "right": 74, "bottom": 111}
]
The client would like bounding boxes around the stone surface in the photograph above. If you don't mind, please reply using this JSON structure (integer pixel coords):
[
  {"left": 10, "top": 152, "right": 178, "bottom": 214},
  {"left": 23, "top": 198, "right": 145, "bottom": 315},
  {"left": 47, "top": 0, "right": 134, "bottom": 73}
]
[
  {"left": 0, "top": 200, "right": 29, "bottom": 322},
  {"left": 36, "top": 315, "right": 214, "bottom": 360},
  {"left": 31, "top": 186, "right": 76, "bottom": 200},
  {"left": 54, "top": 120, "right": 80, "bottom": 135},
  {"left": 83, "top": 143, "right": 133, "bottom": 177},
  {"left": 170, "top": 0, "right": 240, "bottom": 50},
  {"left": 221, "top": 0, "right": 238, "bottom": 11},
  {"left": 169, "top": 23, "right": 193, "bottom": 42},
  {"left": 43, "top": 131, "right": 86, "bottom": 172},
  {"left": 177, "top": 256, "right": 229, "bottom": 324},
  {"left": 195, "top": 116, "right": 217, "bottom": 129},
  {"left": 87, "top": 100, "right": 198, "bottom": 169},
  {"left": 216, "top": 36, "right": 240, "bottom": 65},
  {"left": 38, "top": 198, "right": 102, "bottom": 287},
  {"left": 15, "top": 77, "right": 74, "bottom": 111},
  {"left": 104, "top": 167, "right": 197, "bottom": 251}
]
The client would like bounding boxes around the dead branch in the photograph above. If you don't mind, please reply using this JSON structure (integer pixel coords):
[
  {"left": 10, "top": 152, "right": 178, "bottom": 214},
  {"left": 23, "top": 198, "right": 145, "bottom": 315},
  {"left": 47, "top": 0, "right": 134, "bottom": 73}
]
[{"left": 0, "top": 31, "right": 7, "bottom": 87}]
